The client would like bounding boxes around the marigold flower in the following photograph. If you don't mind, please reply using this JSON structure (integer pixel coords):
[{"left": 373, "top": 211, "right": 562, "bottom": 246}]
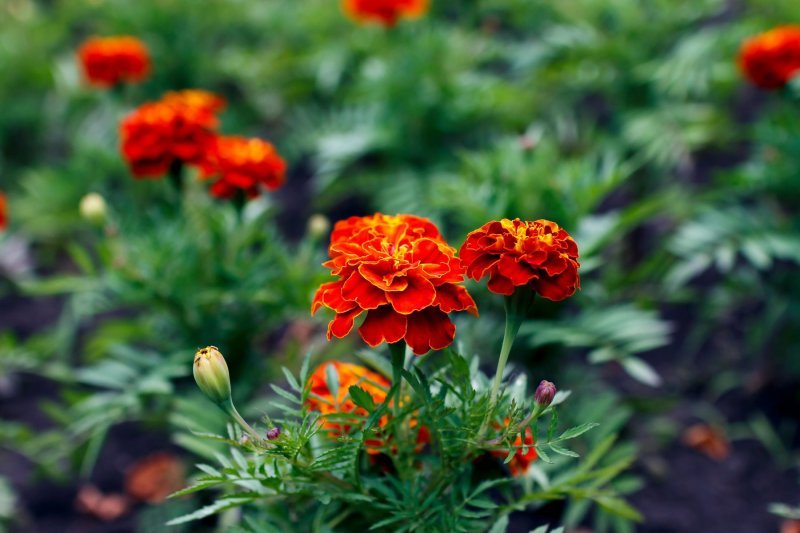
[
  {"left": 193, "top": 346, "right": 232, "bottom": 406},
  {"left": 120, "top": 95, "right": 221, "bottom": 178},
  {"left": 491, "top": 420, "right": 537, "bottom": 477},
  {"left": 460, "top": 218, "right": 580, "bottom": 301},
  {"left": 77, "top": 36, "right": 150, "bottom": 87},
  {"left": 201, "top": 136, "right": 286, "bottom": 199},
  {"left": 305, "top": 361, "right": 429, "bottom": 454},
  {"left": 739, "top": 26, "right": 800, "bottom": 90},
  {"left": 312, "top": 214, "right": 478, "bottom": 355},
  {"left": 342, "top": 0, "right": 428, "bottom": 27},
  {"left": 162, "top": 89, "right": 227, "bottom": 115},
  {"left": 0, "top": 192, "right": 7, "bottom": 230}
]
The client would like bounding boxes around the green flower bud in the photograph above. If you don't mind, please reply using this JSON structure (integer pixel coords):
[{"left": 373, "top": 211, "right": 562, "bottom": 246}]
[
  {"left": 79, "top": 192, "right": 107, "bottom": 225},
  {"left": 193, "top": 346, "right": 231, "bottom": 406}
]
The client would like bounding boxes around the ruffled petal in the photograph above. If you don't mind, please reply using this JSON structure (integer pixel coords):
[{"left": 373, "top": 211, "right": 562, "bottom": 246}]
[
  {"left": 435, "top": 284, "right": 478, "bottom": 316},
  {"left": 386, "top": 274, "right": 436, "bottom": 314},
  {"left": 358, "top": 306, "right": 408, "bottom": 346},
  {"left": 404, "top": 308, "right": 455, "bottom": 355},
  {"left": 342, "top": 272, "right": 388, "bottom": 310},
  {"left": 327, "top": 307, "right": 364, "bottom": 340}
]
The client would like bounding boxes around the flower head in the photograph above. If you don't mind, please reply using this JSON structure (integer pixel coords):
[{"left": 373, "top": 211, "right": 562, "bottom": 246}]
[
  {"left": 79, "top": 193, "right": 107, "bottom": 225},
  {"left": 312, "top": 214, "right": 477, "bottom": 355},
  {"left": 162, "top": 89, "right": 227, "bottom": 115},
  {"left": 78, "top": 36, "right": 150, "bottom": 87},
  {"left": 342, "top": 0, "right": 428, "bottom": 27},
  {"left": 201, "top": 136, "right": 286, "bottom": 199},
  {"left": 460, "top": 218, "right": 580, "bottom": 301},
  {"left": 305, "top": 361, "right": 428, "bottom": 453},
  {"left": 193, "top": 346, "right": 231, "bottom": 406},
  {"left": 120, "top": 93, "right": 222, "bottom": 178},
  {"left": 739, "top": 26, "right": 800, "bottom": 90},
  {"left": 491, "top": 420, "right": 537, "bottom": 477},
  {"left": 306, "top": 361, "right": 389, "bottom": 450}
]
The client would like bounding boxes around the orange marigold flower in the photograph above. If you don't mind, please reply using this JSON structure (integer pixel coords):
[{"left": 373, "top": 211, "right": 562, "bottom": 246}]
[
  {"left": 201, "top": 136, "right": 286, "bottom": 199},
  {"left": 491, "top": 419, "right": 537, "bottom": 477},
  {"left": 306, "top": 361, "right": 389, "bottom": 452},
  {"left": 312, "top": 214, "right": 478, "bottom": 355},
  {"left": 460, "top": 218, "right": 580, "bottom": 301},
  {"left": 120, "top": 95, "right": 221, "bottom": 178},
  {"left": 342, "top": 0, "right": 428, "bottom": 27},
  {"left": 162, "top": 89, "right": 227, "bottom": 115},
  {"left": 77, "top": 36, "right": 150, "bottom": 87},
  {"left": 0, "top": 192, "right": 7, "bottom": 230},
  {"left": 306, "top": 361, "right": 429, "bottom": 454},
  {"left": 739, "top": 26, "right": 800, "bottom": 90}
]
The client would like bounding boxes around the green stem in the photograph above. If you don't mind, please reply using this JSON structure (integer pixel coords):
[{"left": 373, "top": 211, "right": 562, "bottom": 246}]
[
  {"left": 222, "top": 400, "right": 261, "bottom": 442},
  {"left": 489, "top": 303, "right": 523, "bottom": 410}
]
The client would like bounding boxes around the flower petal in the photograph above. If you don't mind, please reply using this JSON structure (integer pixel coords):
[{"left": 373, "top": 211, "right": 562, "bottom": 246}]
[
  {"left": 342, "top": 272, "right": 388, "bottom": 309},
  {"left": 404, "top": 308, "right": 455, "bottom": 355},
  {"left": 386, "top": 274, "right": 436, "bottom": 314},
  {"left": 358, "top": 306, "right": 408, "bottom": 347}
]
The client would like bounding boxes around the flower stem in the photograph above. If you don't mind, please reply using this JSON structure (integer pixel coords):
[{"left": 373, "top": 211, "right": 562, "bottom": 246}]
[
  {"left": 222, "top": 400, "right": 261, "bottom": 442},
  {"left": 488, "top": 299, "right": 523, "bottom": 410}
]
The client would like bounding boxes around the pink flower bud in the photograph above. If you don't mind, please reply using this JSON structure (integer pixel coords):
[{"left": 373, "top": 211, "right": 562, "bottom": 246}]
[{"left": 535, "top": 380, "right": 556, "bottom": 407}]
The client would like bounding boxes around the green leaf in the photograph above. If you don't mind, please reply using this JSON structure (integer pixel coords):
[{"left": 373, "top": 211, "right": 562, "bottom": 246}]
[
  {"left": 595, "top": 495, "right": 643, "bottom": 522},
  {"left": 548, "top": 442, "right": 580, "bottom": 458},
  {"left": 282, "top": 366, "right": 301, "bottom": 392},
  {"left": 621, "top": 357, "right": 662, "bottom": 387},
  {"left": 348, "top": 385, "right": 376, "bottom": 412},
  {"left": 558, "top": 422, "right": 599, "bottom": 441}
]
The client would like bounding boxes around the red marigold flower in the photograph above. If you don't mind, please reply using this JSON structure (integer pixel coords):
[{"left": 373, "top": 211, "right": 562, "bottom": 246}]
[
  {"left": 119, "top": 95, "right": 221, "bottom": 178},
  {"left": 0, "top": 192, "right": 7, "bottom": 230},
  {"left": 201, "top": 136, "right": 286, "bottom": 199},
  {"left": 342, "top": 0, "right": 428, "bottom": 27},
  {"left": 77, "top": 36, "right": 150, "bottom": 88},
  {"left": 491, "top": 419, "right": 537, "bottom": 477},
  {"left": 460, "top": 218, "right": 580, "bottom": 301},
  {"left": 739, "top": 26, "right": 800, "bottom": 90},
  {"left": 312, "top": 214, "right": 478, "bottom": 355}
]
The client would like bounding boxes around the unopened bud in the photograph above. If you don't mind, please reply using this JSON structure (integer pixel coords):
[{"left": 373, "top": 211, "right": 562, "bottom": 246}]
[
  {"left": 535, "top": 380, "right": 556, "bottom": 408},
  {"left": 266, "top": 427, "right": 281, "bottom": 440},
  {"left": 240, "top": 434, "right": 250, "bottom": 445},
  {"left": 307, "top": 214, "right": 330, "bottom": 239},
  {"left": 79, "top": 193, "right": 107, "bottom": 225},
  {"left": 193, "top": 346, "right": 231, "bottom": 406}
]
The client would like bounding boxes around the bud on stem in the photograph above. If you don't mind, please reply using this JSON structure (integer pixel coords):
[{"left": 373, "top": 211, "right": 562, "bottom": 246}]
[
  {"left": 193, "top": 346, "right": 261, "bottom": 442},
  {"left": 535, "top": 380, "right": 556, "bottom": 408}
]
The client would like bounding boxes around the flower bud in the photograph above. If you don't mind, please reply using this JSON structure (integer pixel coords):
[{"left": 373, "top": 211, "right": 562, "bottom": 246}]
[
  {"left": 193, "top": 346, "right": 231, "bottom": 406},
  {"left": 307, "top": 214, "right": 330, "bottom": 239},
  {"left": 79, "top": 193, "right": 107, "bottom": 225},
  {"left": 266, "top": 427, "right": 281, "bottom": 440},
  {"left": 534, "top": 380, "right": 556, "bottom": 408}
]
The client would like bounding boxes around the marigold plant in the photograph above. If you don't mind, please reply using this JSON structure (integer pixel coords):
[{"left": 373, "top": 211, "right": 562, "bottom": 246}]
[
  {"left": 201, "top": 136, "right": 286, "bottom": 199},
  {"left": 311, "top": 213, "right": 477, "bottom": 355},
  {"left": 739, "top": 26, "right": 800, "bottom": 90},
  {"left": 77, "top": 36, "right": 150, "bottom": 87},
  {"left": 342, "top": 0, "right": 428, "bottom": 27}
]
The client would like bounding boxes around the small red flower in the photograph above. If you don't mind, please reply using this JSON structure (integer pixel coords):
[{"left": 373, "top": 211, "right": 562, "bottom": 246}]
[
  {"left": 201, "top": 136, "right": 286, "bottom": 199},
  {"left": 119, "top": 93, "right": 223, "bottom": 178},
  {"left": 312, "top": 214, "right": 477, "bottom": 355},
  {"left": 78, "top": 36, "right": 150, "bottom": 88},
  {"left": 342, "top": 0, "right": 428, "bottom": 27},
  {"left": 739, "top": 26, "right": 800, "bottom": 90},
  {"left": 491, "top": 419, "right": 537, "bottom": 477},
  {"left": 460, "top": 218, "right": 580, "bottom": 301},
  {"left": 0, "top": 192, "right": 7, "bottom": 230}
]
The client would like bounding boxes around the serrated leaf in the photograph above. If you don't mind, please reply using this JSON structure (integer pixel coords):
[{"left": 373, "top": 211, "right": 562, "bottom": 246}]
[{"left": 348, "top": 385, "right": 376, "bottom": 412}]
